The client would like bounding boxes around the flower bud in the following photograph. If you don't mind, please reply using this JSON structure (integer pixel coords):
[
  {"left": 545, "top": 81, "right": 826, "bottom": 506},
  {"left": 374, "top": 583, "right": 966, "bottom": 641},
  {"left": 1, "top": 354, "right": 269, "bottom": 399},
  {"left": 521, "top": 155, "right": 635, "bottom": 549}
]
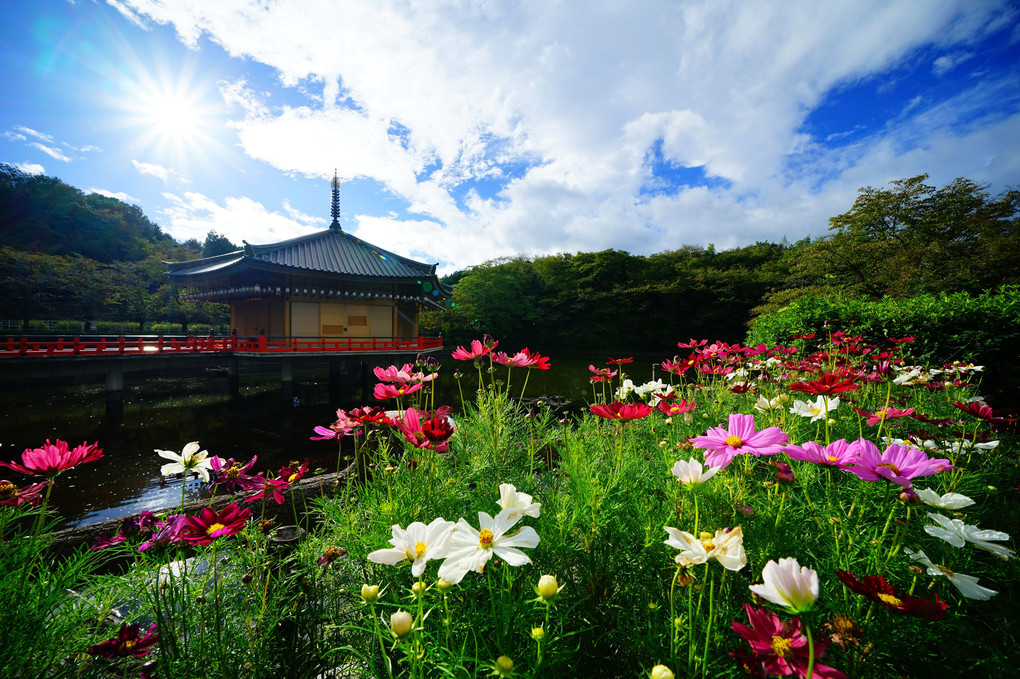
[
  {"left": 361, "top": 584, "right": 380, "bottom": 603},
  {"left": 495, "top": 655, "right": 514, "bottom": 676},
  {"left": 537, "top": 574, "right": 560, "bottom": 601},
  {"left": 530, "top": 626, "right": 545, "bottom": 641},
  {"left": 437, "top": 578, "right": 452, "bottom": 591},
  {"left": 650, "top": 665, "right": 675, "bottom": 679},
  {"left": 411, "top": 581, "right": 427, "bottom": 598},
  {"left": 390, "top": 610, "right": 413, "bottom": 638}
]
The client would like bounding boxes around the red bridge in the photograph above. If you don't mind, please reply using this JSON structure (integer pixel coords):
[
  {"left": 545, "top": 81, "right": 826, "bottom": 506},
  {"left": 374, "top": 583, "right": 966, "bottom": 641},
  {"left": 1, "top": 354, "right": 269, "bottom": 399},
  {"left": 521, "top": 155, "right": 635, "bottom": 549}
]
[{"left": 0, "top": 334, "right": 442, "bottom": 358}]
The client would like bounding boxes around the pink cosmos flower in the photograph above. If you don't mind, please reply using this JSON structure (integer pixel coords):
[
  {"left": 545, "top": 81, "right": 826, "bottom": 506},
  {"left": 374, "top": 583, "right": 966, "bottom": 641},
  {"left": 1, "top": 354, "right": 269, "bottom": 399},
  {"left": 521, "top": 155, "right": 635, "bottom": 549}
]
[
  {"left": 451, "top": 339, "right": 495, "bottom": 360},
  {"left": 844, "top": 439, "right": 953, "bottom": 489},
  {"left": 395, "top": 409, "right": 454, "bottom": 451},
  {"left": 373, "top": 363, "right": 437, "bottom": 384},
  {"left": 783, "top": 439, "right": 856, "bottom": 471},
  {"left": 690, "top": 414, "right": 789, "bottom": 469},
  {"left": 588, "top": 401, "right": 654, "bottom": 420},
  {"left": 731, "top": 604, "right": 846, "bottom": 679},
  {"left": 373, "top": 382, "right": 424, "bottom": 400},
  {"left": 492, "top": 348, "right": 551, "bottom": 370},
  {"left": 657, "top": 399, "right": 697, "bottom": 416},
  {"left": 139, "top": 514, "right": 187, "bottom": 552},
  {"left": 209, "top": 455, "right": 260, "bottom": 494},
  {"left": 181, "top": 503, "right": 252, "bottom": 545},
  {"left": 1, "top": 439, "right": 103, "bottom": 479},
  {"left": 245, "top": 475, "right": 291, "bottom": 505}
]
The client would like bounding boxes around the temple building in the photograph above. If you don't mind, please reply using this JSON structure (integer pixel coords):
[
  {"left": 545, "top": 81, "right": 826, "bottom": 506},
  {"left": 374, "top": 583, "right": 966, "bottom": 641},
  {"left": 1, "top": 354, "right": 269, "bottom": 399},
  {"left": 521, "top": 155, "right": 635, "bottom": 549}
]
[{"left": 165, "top": 174, "right": 451, "bottom": 339}]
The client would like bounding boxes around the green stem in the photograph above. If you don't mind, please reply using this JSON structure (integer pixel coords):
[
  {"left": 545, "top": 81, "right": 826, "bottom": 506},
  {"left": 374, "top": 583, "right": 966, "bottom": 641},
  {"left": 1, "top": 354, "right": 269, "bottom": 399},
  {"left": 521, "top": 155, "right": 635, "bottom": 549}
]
[
  {"left": 701, "top": 568, "right": 716, "bottom": 679},
  {"left": 805, "top": 623, "right": 816, "bottom": 679}
]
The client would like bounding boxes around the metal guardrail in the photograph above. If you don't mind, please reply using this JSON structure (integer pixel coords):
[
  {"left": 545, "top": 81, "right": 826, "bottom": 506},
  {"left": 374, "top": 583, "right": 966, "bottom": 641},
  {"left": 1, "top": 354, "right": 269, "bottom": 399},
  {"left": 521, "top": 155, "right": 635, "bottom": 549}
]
[{"left": 0, "top": 335, "right": 443, "bottom": 357}]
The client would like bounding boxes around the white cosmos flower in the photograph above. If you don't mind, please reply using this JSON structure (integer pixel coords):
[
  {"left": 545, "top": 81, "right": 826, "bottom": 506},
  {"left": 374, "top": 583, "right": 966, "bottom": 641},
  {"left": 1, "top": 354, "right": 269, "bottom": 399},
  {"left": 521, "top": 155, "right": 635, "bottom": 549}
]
[
  {"left": 942, "top": 439, "right": 999, "bottom": 455},
  {"left": 664, "top": 526, "right": 746, "bottom": 571},
  {"left": 748, "top": 557, "right": 818, "bottom": 613},
  {"left": 614, "top": 378, "right": 637, "bottom": 401},
  {"left": 633, "top": 379, "right": 672, "bottom": 401},
  {"left": 156, "top": 442, "right": 213, "bottom": 482},
  {"left": 892, "top": 368, "right": 923, "bottom": 385},
  {"left": 497, "top": 483, "right": 541, "bottom": 519},
  {"left": 367, "top": 517, "right": 456, "bottom": 577},
  {"left": 923, "top": 513, "right": 1014, "bottom": 560},
  {"left": 753, "top": 394, "right": 787, "bottom": 413},
  {"left": 915, "top": 488, "right": 976, "bottom": 510},
  {"left": 905, "top": 548, "right": 998, "bottom": 600},
  {"left": 670, "top": 458, "right": 720, "bottom": 486},
  {"left": 437, "top": 507, "right": 540, "bottom": 585},
  {"left": 789, "top": 396, "right": 839, "bottom": 422}
]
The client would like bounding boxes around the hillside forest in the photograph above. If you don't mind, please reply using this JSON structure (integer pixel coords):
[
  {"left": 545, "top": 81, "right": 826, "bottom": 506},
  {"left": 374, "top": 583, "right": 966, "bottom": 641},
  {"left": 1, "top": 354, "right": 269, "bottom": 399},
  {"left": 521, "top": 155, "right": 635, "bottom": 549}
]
[{"left": 1, "top": 163, "right": 1017, "bottom": 352}]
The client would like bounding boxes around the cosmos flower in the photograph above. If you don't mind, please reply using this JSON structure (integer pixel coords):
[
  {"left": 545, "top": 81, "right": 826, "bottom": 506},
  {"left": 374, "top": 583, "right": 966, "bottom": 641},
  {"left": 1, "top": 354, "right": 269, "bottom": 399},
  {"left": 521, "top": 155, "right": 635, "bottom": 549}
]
[
  {"left": 845, "top": 440, "right": 953, "bottom": 489},
  {"left": 86, "top": 623, "right": 159, "bottom": 659},
  {"left": 923, "top": 513, "right": 1014, "bottom": 560},
  {"left": 0, "top": 478, "right": 47, "bottom": 506},
  {"left": 373, "top": 382, "right": 424, "bottom": 400},
  {"left": 492, "top": 348, "right": 551, "bottom": 369},
  {"left": 437, "top": 507, "right": 540, "bottom": 585},
  {"left": 155, "top": 442, "right": 213, "bottom": 483},
  {"left": 451, "top": 339, "right": 495, "bottom": 360},
  {"left": 245, "top": 475, "right": 291, "bottom": 505},
  {"left": 731, "top": 604, "right": 846, "bottom": 679},
  {"left": 851, "top": 406, "right": 915, "bottom": 427},
  {"left": 181, "top": 503, "right": 252, "bottom": 545},
  {"left": 689, "top": 414, "right": 789, "bottom": 469},
  {"left": 749, "top": 557, "right": 818, "bottom": 614},
  {"left": 914, "top": 487, "right": 975, "bottom": 510},
  {"left": 904, "top": 548, "right": 997, "bottom": 600},
  {"left": 138, "top": 514, "right": 186, "bottom": 552},
  {"left": 789, "top": 373, "right": 861, "bottom": 396},
  {"left": 589, "top": 401, "right": 654, "bottom": 420},
  {"left": 395, "top": 408, "right": 454, "bottom": 451},
  {"left": 657, "top": 399, "right": 697, "bottom": 416},
  {"left": 1, "top": 439, "right": 103, "bottom": 479},
  {"left": 789, "top": 396, "right": 839, "bottom": 422},
  {"left": 782, "top": 439, "right": 856, "bottom": 471},
  {"left": 670, "top": 457, "right": 720, "bottom": 486},
  {"left": 835, "top": 570, "right": 947, "bottom": 620},
  {"left": 497, "top": 483, "right": 541, "bottom": 519},
  {"left": 367, "top": 517, "right": 456, "bottom": 577},
  {"left": 664, "top": 526, "right": 746, "bottom": 571},
  {"left": 209, "top": 455, "right": 260, "bottom": 494}
]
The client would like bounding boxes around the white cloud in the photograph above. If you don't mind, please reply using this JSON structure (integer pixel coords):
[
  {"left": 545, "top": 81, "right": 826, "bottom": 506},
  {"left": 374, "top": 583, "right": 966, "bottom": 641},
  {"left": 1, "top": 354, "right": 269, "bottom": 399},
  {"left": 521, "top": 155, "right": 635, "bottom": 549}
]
[
  {"left": 132, "top": 159, "right": 185, "bottom": 183},
  {"left": 86, "top": 188, "right": 140, "bottom": 203},
  {"left": 29, "top": 142, "right": 72, "bottom": 162},
  {"left": 13, "top": 162, "right": 45, "bottom": 175},
  {"left": 117, "top": 0, "right": 1019, "bottom": 271},
  {"left": 159, "top": 191, "right": 320, "bottom": 245},
  {"left": 13, "top": 125, "right": 53, "bottom": 142}
]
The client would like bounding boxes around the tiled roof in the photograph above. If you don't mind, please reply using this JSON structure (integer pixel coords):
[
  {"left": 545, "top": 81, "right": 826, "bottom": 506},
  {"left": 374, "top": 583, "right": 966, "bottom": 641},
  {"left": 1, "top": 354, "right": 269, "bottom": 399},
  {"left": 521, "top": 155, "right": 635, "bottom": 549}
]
[{"left": 167, "top": 229, "right": 448, "bottom": 294}]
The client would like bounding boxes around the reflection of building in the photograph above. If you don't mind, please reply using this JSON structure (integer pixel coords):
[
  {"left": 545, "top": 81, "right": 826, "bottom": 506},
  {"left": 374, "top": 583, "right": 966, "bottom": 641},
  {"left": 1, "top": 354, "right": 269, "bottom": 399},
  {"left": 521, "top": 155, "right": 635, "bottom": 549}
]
[{"left": 166, "top": 174, "right": 450, "bottom": 339}]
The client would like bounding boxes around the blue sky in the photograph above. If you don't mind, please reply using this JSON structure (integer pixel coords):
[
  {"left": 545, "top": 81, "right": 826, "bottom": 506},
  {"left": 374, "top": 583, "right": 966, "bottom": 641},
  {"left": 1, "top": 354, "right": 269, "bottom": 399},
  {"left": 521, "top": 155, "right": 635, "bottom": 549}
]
[{"left": 2, "top": 1, "right": 1018, "bottom": 274}]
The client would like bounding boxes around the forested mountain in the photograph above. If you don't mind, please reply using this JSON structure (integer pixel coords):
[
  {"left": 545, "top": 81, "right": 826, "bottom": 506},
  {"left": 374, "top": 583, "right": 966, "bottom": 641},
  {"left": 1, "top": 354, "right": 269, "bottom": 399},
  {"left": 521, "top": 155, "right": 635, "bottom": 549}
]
[{"left": 0, "top": 163, "right": 233, "bottom": 331}]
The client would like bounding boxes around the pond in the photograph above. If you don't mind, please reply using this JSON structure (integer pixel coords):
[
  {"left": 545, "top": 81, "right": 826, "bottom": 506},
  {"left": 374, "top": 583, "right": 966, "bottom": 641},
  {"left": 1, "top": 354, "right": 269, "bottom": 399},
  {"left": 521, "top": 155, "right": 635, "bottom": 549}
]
[{"left": 0, "top": 355, "right": 659, "bottom": 527}]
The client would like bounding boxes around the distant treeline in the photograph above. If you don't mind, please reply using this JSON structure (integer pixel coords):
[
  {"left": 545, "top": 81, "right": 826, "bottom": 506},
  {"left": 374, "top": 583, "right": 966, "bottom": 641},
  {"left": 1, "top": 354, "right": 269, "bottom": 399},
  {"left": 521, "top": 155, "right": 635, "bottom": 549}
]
[
  {"left": 423, "top": 175, "right": 1020, "bottom": 353},
  {"left": 0, "top": 164, "right": 234, "bottom": 332}
]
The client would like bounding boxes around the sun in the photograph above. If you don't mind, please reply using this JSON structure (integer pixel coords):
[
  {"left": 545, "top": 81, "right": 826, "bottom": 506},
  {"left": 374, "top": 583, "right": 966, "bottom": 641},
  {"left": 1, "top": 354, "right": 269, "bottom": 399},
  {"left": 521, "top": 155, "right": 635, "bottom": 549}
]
[{"left": 145, "top": 88, "right": 202, "bottom": 143}]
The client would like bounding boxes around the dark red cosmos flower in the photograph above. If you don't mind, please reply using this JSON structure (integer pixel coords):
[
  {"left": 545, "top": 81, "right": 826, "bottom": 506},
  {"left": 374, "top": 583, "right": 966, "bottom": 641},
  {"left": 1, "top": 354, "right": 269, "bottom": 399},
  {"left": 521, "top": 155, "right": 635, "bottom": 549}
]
[
  {"left": 678, "top": 338, "right": 709, "bottom": 349},
  {"left": 278, "top": 460, "right": 309, "bottom": 484},
  {"left": 422, "top": 417, "right": 455, "bottom": 446},
  {"left": 318, "top": 545, "right": 348, "bottom": 570},
  {"left": 731, "top": 604, "right": 846, "bottom": 678},
  {"left": 789, "top": 373, "right": 861, "bottom": 396},
  {"left": 791, "top": 332, "right": 815, "bottom": 340},
  {"left": 86, "top": 622, "right": 159, "bottom": 659},
  {"left": 182, "top": 503, "right": 252, "bottom": 545},
  {"left": 0, "top": 478, "right": 46, "bottom": 506},
  {"left": 0, "top": 439, "right": 103, "bottom": 479},
  {"left": 348, "top": 406, "right": 392, "bottom": 425},
  {"left": 90, "top": 532, "right": 128, "bottom": 550},
  {"left": 589, "top": 401, "right": 653, "bottom": 420},
  {"left": 606, "top": 356, "right": 634, "bottom": 365},
  {"left": 657, "top": 399, "right": 697, "bottom": 416},
  {"left": 835, "top": 570, "right": 947, "bottom": 621},
  {"left": 952, "top": 401, "right": 995, "bottom": 420}
]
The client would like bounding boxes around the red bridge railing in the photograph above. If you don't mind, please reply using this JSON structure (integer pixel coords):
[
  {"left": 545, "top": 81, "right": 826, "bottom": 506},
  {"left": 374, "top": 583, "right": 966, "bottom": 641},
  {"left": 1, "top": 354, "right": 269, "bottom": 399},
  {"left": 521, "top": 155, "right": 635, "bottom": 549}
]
[{"left": 0, "top": 335, "right": 443, "bottom": 358}]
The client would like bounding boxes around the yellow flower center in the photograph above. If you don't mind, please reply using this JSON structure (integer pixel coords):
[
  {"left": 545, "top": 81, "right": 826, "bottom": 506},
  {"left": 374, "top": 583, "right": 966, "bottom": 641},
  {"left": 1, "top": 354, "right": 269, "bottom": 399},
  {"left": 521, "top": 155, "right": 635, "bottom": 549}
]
[
  {"left": 414, "top": 541, "right": 427, "bottom": 558},
  {"left": 0, "top": 482, "right": 15, "bottom": 501},
  {"left": 120, "top": 639, "right": 137, "bottom": 652},
  {"left": 725, "top": 435, "right": 743, "bottom": 448},
  {"left": 937, "top": 565, "right": 955, "bottom": 576},
  {"left": 206, "top": 522, "right": 226, "bottom": 536},
  {"left": 699, "top": 531, "right": 715, "bottom": 551},
  {"left": 826, "top": 455, "right": 838, "bottom": 463},
  {"left": 771, "top": 635, "right": 794, "bottom": 658},
  {"left": 877, "top": 462, "right": 901, "bottom": 475},
  {"left": 288, "top": 473, "right": 299, "bottom": 482},
  {"left": 875, "top": 410, "right": 887, "bottom": 418},
  {"left": 479, "top": 528, "right": 494, "bottom": 549},
  {"left": 226, "top": 464, "right": 241, "bottom": 480},
  {"left": 877, "top": 593, "right": 903, "bottom": 607}
]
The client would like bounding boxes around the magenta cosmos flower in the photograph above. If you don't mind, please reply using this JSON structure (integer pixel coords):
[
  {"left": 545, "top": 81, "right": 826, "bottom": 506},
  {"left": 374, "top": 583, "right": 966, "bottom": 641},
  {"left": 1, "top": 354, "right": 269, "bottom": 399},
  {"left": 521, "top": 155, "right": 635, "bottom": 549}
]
[
  {"left": 181, "top": 503, "right": 252, "bottom": 545},
  {"left": 589, "top": 401, "right": 653, "bottom": 420},
  {"left": 0, "top": 439, "right": 103, "bottom": 479},
  {"left": 373, "top": 382, "right": 424, "bottom": 400},
  {"left": 86, "top": 622, "right": 159, "bottom": 659},
  {"left": 851, "top": 407, "right": 915, "bottom": 427},
  {"left": 845, "top": 439, "right": 953, "bottom": 489},
  {"left": 395, "top": 408, "right": 455, "bottom": 451},
  {"left": 783, "top": 439, "right": 856, "bottom": 471},
  {"left": 492, "top": 348, "right": 551, "bottom": 369},
  {"left": 690, "top": 414, "right": 789, "bottom": 469},
  {"left": 731, "top": 604, "right": 846, "bottom": 679},
  {"left": 451, "top": 339, "right": 496, "bottom": 360}
]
